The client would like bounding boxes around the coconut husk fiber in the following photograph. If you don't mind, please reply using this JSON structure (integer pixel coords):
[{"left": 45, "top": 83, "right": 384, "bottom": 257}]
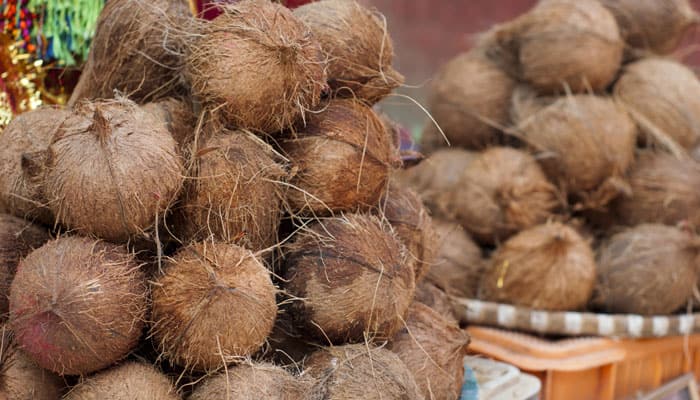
[
  {"left": 9, "top": 237, "right": 147, "bottom": 376},
  {"left": 150, "top": 241, "right": 277, "bottom": 372},
  {"left": 592, "top": 224, "right": 700, "bottom": 315},
  {"left": 425, "top": 219, "right": 484, "bottom": 300},
  {"left": 426, "top": 51, "right": 515, "bottom": 150},
  {"left": 414, "top": 281, "right": 458, "bottom": 323},
  {"left": 142, "top": 98, "right": 197, "bottom": 149},
  {"left": 0, "top": 324, "right": 63, "bottom": 400},
  {"left": 490, "top": 0, "right": 623, "bottom": 94},
  {"left": 185, "top": 0, "right": 326, "bottom": 134},
  {"left": 304, "top": 344, "right": 422, "bottom": 400},
  {"left": 282, "top": 98, "right": 398, "bottom": 215},
  {"left": 601, "top": 0, "right": 699, "bottom": 55},
  {"left": 190, "top": 362, "right": 313, "bottom": 400},
  {"left": 174, "top": 127, "right": 285, "bottom": 251},
  {"left": 479, "top": 222, "right": 596, "bottom": 311},
  {"left": 294, "top": 0, "right": 404, "bottom": 105},
  {"left": 0, "top": 106, "right": 70, "bottom": 225},
  {"left": 68, "top": 0, "right": 191, "bottom": 105},
  {"left": 389, "top": 303, "right": 470, "bottom": 400},
  {"left": 44, "top": 98, "right": 183, "bottom": 243},
  {"left": 614, "top": 58, "right": 700, "bottom": 151},
  {"left": 64, "top": 362, "right": 178, "bottom": 400},
  {"left": 451, "top": 147, "right": 559, "bottom": 244},
  {"left": 284, "top": 214, "right": 415, "bottom": 344},
  {"left": 0, "top": 215, "right": 50, "bottom": 319},
  {"left": 516, "top": 94, "right": 637, "bottom": 208},
  {"left": 265, "top": 311, "right": 319, "bottom": 366},
  {"left": 614, "top": 152, "right": 700, "bottom": 228}
]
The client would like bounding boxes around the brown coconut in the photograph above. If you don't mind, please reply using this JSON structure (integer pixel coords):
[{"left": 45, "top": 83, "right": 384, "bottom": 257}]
[
  {"left": 479, "top": 222, "right": 596, "bottom": 311},
  {"left": 389, "top": 303, "right": 470, "bottom": 400},
  {"left": 451, "top": 147, "right": 559, "bottom": 244},
  {"left": 0, "top": 324, "right": 63, "bottom": 400},
  {"left": 9, "top": 236, "right": 147, "bottom": 376},
  {"left": 516, "top": 94, "right": 637, "bottom": 207},
  {"left": 601, "top": 0, "right": 699, "bottom": 54},
  {"left": 593, "top": 224, "right": 700, "bottom": 315},
  {"left": 614, "top": 152, "right": 700, "bottom": 228},
  {"left": 190, "top": 363, "right": 312, "bottom": 400},
  {"left": 282, "top": 98, "right": 397, "bottom": 215},
  {"left": 44, "top": 99, "right": 183, "bottom": 242},
  {"left": 425, "top": 219, "right": 484, "bottom": 300},
  {"left": 380, "top": 183, "right": 437, "bottom": 282},
  {"left": 0, "top": 215, "right": 50, "bottom": 318},
  {"left": 0, "top": 107, "right": 70, "bottom": 224},
  {"left": 64, "top": 362, "right": 178, "bottom": 400},
  {"left": 185, "top": 0, "right": 326, "bottom": 134},
  {"left": 491, "top": 0, "right": 623, "bottom": 94},
  {"left": 294, "top": 0, "right": 404, "bottom": 104},
  {"left": 304, "top": 344, "right": 422, "bottom": 400},
  {"left": 68, "top": 0, "right": 191, "bottom": 105},
  {"left": 414, "top": 281, "right": 458, "bottom": 323},
  {"left": 284, "top": 214, "right": 415, "bottom": 343},
  {"left": 614, "top": 58, "right": 700, "bottom": 151},
  {"left": 150, "top": 241, "right": 277, "bottom": 372},
  {"left": 141, "top": 98, "right": 197, "bottom": 148},
  {"left": 174, "top": 129, "right": 285, "bottom": 251},
  {"left": 426, "top": 51, "right": 516, "bottom": 150}
]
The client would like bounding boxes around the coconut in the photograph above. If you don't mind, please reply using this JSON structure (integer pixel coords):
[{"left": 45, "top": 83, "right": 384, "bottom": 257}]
[
  {"left": 294, "top": 0, "right": 403, "bottom": 104},
  {"left": 190, "top": 362, "right": 312, "bottom": 400},
  {"left": 451, "top": 147, "right": 559, "bottom": 244},
  {"left": 379, "top": 183, "right": 437, "bottom": 282},
  {"left": 282, "top": 98, "right": 397, "bottom": 215},
  {"left": 68, "top": 0, "right": 191, "bottom": 105},
  {"left": 0, "top": 324, "right": 63, "bottom": 400},
  {"left": 44, "top": 99, "right": 183, "bottom": 242},
  {"left": 284, "top": 214, "right": 415, "bottom": 343},
  {"left": 150, "top": 241, "right": 277, "bottom": 372},
  {"left": 174, "top": 129, "right": 285, "bottom": 251},
  {"left": 0, "top": 215, "right": 50, "bottom": 318},
  {"left": 516, "top": 94, "right": 637, "bottom": 207},
  {"left": 593, "top": 224, "right": 700, "bottom": 315},
  {"left": 479, "top": 222, "right": 596, "bottom": 311},
  {"left": 185, "top": 0, "right": 326, "bottom": 134},
  {"left": 64, "top": 362, "right": 178, "bottom": 400},
  {"left": 425, "top": 219, "right": 484, "bottom": 300},
  {"left": 304, "top": 344, "right": 421, "bottom": 400},
  {"left": 492, "top": 0, "right": 623, "bottom": 94},
  {"left": 414, "top": 281, "right": 457, "bottom": 323},
  {"left": 601, "top": 0, "right": 699, "bottom": 54},
  {"left": 142, "top": 98, "right": 197, "bottom": 148},
  {"left": 9, "top": 236, "right": 147, "bottom": 376},
  {"left": 0, "top": 107, "right": 70, "bottom": 224},
  {"left": 614, "top": 58, "right": 700, "bottom": 151},
  {"left": 614, "top": 153, "right": 700, "bottom": 228},
  {"left": 426, "top": 51, "right": 516, "bottom": 150},
  {"left": 389, "top": 303, "right": 470, "bottom": 400}
]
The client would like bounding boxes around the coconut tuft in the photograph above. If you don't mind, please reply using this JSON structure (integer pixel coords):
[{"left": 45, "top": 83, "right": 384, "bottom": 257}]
[
  {"left": 304, "top": 344, "right": 422, "bottom": 400},
  {"left": 389, "top": 303, "right": 470, "bottom": 400},
  {"left": 64, "top": 362, "right": 178, "bottom": 400},
  {"left": 284, "top": 214, "right": 415, "bottom": 344},
  {"left": 451, "top": 147, "right": 559, "bottom": 244},
  {"left": 414, "top": 281, "right": 458, "bottom": 323},
  {"left": 282, "top": 98, "right": 397, "bottom": 215},
  {"left": 150, "top": 241, "right": 277, "bottom": 372},
  {"left": 294, "top": 0, "right": 404, "bottom": 104},
  {"left": 426, "top": 51, "right": 516, "bottom": 150},
  {"left": 479, "top": 222, "right": 596, "bottom": 311},
  {"left": 69, "top": 0, "right": 191, "bottom": 105},
  {"left": 44, "top": 98, "right": 184, "bottom": 242},
  {"left": 142, "top": 98, "right": 197, "bottom": 148},
  {"left": 9, "top": 236, "right": 147, "bottom": 376},
  {"left": 614, "top": 58, "right": 700, "bottom": 151},
  {"left": 0, "top": 107, "right": 70, "bottom": 224},
  {"left": 185, "top": 0, "right": 326, "bottom": 134}
]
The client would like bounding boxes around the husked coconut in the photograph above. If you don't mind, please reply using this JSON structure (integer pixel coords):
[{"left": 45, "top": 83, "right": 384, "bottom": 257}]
[{"left": 65, "top": 362, "right": 178, "bottom": 400}]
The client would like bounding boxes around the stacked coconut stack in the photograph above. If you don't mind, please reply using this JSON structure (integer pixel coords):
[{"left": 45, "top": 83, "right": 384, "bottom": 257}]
[
  {"left": 402, "top": 0, "right": 700, "bottom": 327},
  {"left": 0, "top": 0, "right": 470, "bottom": 399}
]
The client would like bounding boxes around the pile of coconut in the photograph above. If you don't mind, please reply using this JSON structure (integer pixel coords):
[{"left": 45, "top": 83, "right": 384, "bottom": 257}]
[
  {"left": 404, "top": 0, "right": 700, "bottom": 321},
  {"left": 0, "top": 0, "right": 470, "bottom": 399}
]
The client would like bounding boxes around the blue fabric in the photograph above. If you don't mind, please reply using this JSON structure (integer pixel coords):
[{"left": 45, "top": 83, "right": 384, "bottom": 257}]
[{"left": 460, "top": 366, "right": 479, "bottom": 400}]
